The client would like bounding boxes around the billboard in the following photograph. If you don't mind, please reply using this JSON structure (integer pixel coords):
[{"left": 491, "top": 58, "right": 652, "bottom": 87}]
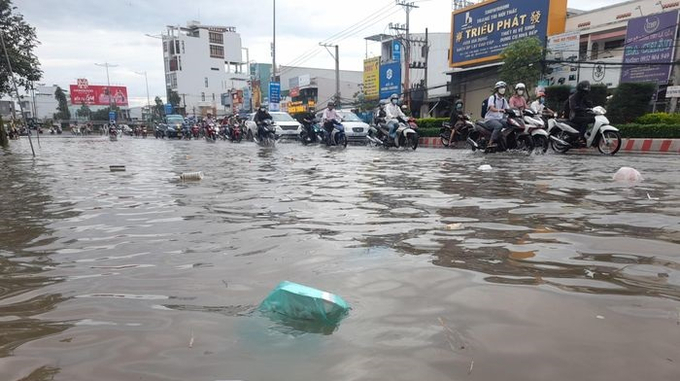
[
  {"left": 546, "top": 31, "right": 580, "bottom": 87},
  {"left": 620, "top": 10, "right": 679, "bottom": 85},
  {"left": 379, "top": 61, "right": 401, "bottom": 100},
  {"left": 392, "top": 40, "right": 402, "bottom": 61},
  {"left": 449, "top": 0, "right": 567, "bottom": 67},
  {"left": 269, "top": 82, "right": 281, "bottom": 112},
  {"left": 363, "top": 57, "right": 380, "bottom": 100},
  {"left": 70, "top": 78, "right": 128, "bottom": 106}
]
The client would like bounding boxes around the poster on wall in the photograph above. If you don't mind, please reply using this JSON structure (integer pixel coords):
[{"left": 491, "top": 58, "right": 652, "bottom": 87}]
[
  {"left": 379, "top": 62, "right": 401, "bottom": 100},
  {"left": 363, "top": 57, "right": 380, "bottom": 100},
  {"left": 620, "top": 10, "right": 679, "bottom": 85},
  {"left": 449, "top": 0, "right": 567, "bottom": 67},
  {"left": 546, "top": 31, "right": 580, "bottom": 87}
]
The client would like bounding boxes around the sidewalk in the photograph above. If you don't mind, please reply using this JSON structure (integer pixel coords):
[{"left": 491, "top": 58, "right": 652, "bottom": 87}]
[{"left": 418, "top": 137, "right": 680, "bottom": 154}]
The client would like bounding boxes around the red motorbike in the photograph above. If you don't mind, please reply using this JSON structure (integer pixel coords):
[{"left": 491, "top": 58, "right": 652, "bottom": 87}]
[
  {"left": 204, "top": 123, "right": 218, "bottom": 142},
  {"left": 191, "top": 124, "right": 201, "bottom": 139}
]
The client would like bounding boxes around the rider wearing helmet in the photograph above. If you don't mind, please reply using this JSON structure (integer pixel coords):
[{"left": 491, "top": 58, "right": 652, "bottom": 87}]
[
  {"left": 322, "top": 101, "right": 341, "bottom": 143},
  {"left": 530, "top": 91, "right": 553, "bottom": 115},
  {"left": 485, "top": 81, "right": 510, "bottom": 148},
  {"left": 569, "top": 80, "right": 594, "bottom": 143},
  {"left": 509, "top": 83, "right": 528, "bottom": 111},
  {"left": 385, "top": 94, "right": 407, "bottom": 139},
  {"left": 254, "top": 105, "right": 272, "bottom": 140},
  {"left": 374, "top": 99, "right": 388, "bottom": 125},
  {"left": 448, "top": 99, "right": 466, "bottom": 144}
]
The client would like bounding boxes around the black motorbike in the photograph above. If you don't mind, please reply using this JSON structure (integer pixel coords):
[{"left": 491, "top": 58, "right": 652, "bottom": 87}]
[
  {"left": 255, "top": 119, "right": 277, "bottom": 147},
  {"left": 299, "top": 117, "right": 324, "bottom": 145},
  {"left": 441, "top": 113, "right": 474, "bottom": 148},
  {"left": 466, "top": 109, "right": 534, "bottom": 153}
]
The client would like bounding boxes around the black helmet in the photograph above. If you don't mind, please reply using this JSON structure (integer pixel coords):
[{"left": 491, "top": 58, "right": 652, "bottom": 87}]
[
  {"left": 327, "top": 102, "right": 335, "bottom": 108},
  {"left": 577, "top": 81, "right": 591, "bottom": 93}
]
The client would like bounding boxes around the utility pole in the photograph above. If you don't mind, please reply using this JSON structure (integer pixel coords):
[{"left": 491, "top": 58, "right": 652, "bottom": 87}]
[
  {"left": 396, "top": 1, "right": 419, "bottom": 108},
  {"left": 424, "top": 28, "right": 429, "bottom": 103},
  {"left": 135, "top": 71, "right": 151, "bottom": 123},
  {"left": 320, "top": 43, "right": 340, "bottom": 104},
  {"left": 272, "top": 0, "right": 277, "bottom": 81},
  {"left": 95, "top": 62, "right": 118, "bottom": 119}
]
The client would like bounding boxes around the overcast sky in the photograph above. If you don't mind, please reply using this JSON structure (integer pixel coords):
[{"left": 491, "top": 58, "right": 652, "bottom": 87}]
[{"left": 14, "top": 0, "right": 628, "bottom": 107}]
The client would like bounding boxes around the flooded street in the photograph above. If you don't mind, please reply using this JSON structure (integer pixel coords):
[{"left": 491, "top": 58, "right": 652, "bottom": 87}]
[{"left": 1, "top": 136, "right": 679, "bottom": 381}]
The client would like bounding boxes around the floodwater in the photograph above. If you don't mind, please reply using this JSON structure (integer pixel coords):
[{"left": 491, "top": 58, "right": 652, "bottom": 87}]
[{"left": 1, "top": 135, "right": 679, "bottom": 381}]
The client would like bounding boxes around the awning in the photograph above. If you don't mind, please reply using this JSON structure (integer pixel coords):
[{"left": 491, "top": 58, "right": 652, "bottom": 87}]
[{"left": 445, "top": 61, "right": 504, "bottom": 75}]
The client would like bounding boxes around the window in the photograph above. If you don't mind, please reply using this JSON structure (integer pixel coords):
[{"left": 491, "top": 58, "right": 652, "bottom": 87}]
[
  {"left": 178, "top": 56, "right": 182, "bottom": 71},
  {"left": 209, "top": 32, "right": 223, "bottom": 44},
  {"left": 210, "top": 44, "right": 224, "bottom": 58},
  {"left": 591, "top": 42, "right": 599, "bottom": 60},
  {"left": 169, "top": 40, "right": 175, "bottom": 55},
  {"left": 163, "top": 41, "right": 168, "bottom": 52},
  {"left": 212, "top": 93, "right": 215, "bottom": 101},
  {"left": 175, "top": 40, "right": 180, "bottom": 54},
  {"left": 181, "top": 41, "right": 185, "bottom": 54},
  {"left": 579, "top": 42, "right": 588, "bottom": 60},
  {"left": 169, "top": 57, "right": 178, "bottom": 72},
  {"left": 604, "top": 39, "right": 625, "bottom": 51},
  {"left": 211, "top": 67, "right": 219, "bottom": 71},
  {"left": 201, "top": 92, "right": 205, "bottom": 101},
  {"left": 205, "top": 77, "right": 209, "bottom": 88}
]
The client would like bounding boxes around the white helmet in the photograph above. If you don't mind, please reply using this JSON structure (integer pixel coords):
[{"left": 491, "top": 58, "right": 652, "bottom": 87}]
[
  {"left": 515, "top": 83, "right": 526, "bottom": 90},
  {"left": 494, "top": 81, "right": 507, "bottom": 90}
]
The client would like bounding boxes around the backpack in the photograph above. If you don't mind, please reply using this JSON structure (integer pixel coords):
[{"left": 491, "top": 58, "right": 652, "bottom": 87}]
[
  {"left": 562, "top": 98, "right": 571, "bottom": 119},
  {"left": 481, "top": 98, "right": 489, "bottom": 118}
]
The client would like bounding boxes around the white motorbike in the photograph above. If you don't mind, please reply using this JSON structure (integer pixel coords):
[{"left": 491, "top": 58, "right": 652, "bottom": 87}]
[
  {"left": 521, "top": 109, "right": 550, "bottom": 153},
  {"left": 547, "top": 106, "right": 621, "bottom": 155}
]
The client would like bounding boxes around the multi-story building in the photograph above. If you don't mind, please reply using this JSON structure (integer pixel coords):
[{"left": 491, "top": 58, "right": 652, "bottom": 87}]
[{"left": 162, "top": 21, "right": 248, "bottom": 116}]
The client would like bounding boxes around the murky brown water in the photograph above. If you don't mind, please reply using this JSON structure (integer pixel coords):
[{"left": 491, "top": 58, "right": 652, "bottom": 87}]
[{"left": 1, "top": 136, "right": 679, "bottom": 381}]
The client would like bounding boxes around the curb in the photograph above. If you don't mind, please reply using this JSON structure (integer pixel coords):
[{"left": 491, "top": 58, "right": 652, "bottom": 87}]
[{"left": 418, "top": 137, "right": 680, "bottom": 154}]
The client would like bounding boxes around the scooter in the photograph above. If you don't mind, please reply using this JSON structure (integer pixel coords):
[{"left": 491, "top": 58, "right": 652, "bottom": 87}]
[
  {"left": 204, "top": 123, "right": 218, "bottom": 142},
  {"left": 521, "top": 109, "right": 550, "bottom": 153},
  {"left": 230, "top": 120, "right": 243, "bottom": 142},
  {"left": 299, "top": 118, "right": 324, "bottom": 145},
  {"left": 466, "top": 109, "right": 534, "bottom": 153},
  {"left": 325, "top": 120, "right": 348, "bottom": 148},
  {"left": 255, "top": 119, "right": 277, "bottom": 147},
  {"left": 440, "top": 113, "right": 474, "bottom": 148},
  {"left": 547, "top": 106, "right": 621, "bottom": 155},
  {"left": 367, "top": 118, "right": 418, "bottom": 150}
]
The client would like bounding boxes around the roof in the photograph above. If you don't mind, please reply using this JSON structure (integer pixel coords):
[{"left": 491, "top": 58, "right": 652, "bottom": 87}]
[{"left": 364, "top": 34, "right": 393, "bottom": 42}]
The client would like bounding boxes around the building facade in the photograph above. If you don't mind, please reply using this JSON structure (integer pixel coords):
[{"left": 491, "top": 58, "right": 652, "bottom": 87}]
[{"left": 163, "top": 21, "right": 248, "bottom": 117}]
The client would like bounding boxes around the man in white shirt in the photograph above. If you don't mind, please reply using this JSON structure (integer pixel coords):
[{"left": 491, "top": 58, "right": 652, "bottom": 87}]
[
  {"left": 385, "top": 94, "right": 407, "bottom": 138},
  {"left": 484, "top": 81, "right": 509, "bottom": 148},
  {"left": 322, "top": 102, "right": 341, "bottom": 143}
]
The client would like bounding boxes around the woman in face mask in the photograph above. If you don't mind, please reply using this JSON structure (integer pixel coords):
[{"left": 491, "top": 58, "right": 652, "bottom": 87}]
[{"left": 509, "top": 83, "right": 528, "bottom": 111}]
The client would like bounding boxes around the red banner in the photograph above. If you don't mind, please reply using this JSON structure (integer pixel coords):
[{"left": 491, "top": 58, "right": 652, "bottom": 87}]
[{"left": 70, "top": 79, "right": 128, "bottom": 106}]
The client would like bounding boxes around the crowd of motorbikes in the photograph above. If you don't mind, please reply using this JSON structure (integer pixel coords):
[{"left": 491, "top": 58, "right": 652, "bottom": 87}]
[{"left": 440, "top": 104, "right": 622, "bottom": 155}]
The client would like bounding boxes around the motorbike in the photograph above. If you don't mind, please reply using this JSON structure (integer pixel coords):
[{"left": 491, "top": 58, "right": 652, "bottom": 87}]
[
  {"left": 440, "top": 113, "right": 474, "bottom": 148},
  {"left": 521, "top": 109, "right": 550, "bottom": 153},
  {"left": 108, "top": 126, "right": 118, "bottom": 141},
  {"left": 155, "top": 124, "right": 165, "bottom": 139},
  {"left": 49, "top": 128, "right": 56, "bottom": 135},
  {"left": 299, "top": 118, "right": 324, "bottom": 145},
  {"left": 466, "top": 108, "right": 534, "bottom": 153},
  {"left": 141, "top": 127, "right": 147, "bottom": 138},
  {"left": 367, "top": 117, "right": 418, "bottom": 150},
  {"left": 547, "top": 106, "right": 621, "bottom": 155},
  {"left": 324, "top": 120, "right": 348, "bottom": 148},
  {"left": 181, "top": 125, "right": 193, "bottom": 140},
  {"left": 229, "top": 119, "right": 243, "bottom": 142},
  {"left": 205, "top": 123, "right": 218, "bottom": 142},
  {"left": 190, "top": 124, "right": 200, "bottom": 139},
  {"left": 255, "top": 119, "right": 277, "bottom": 147},
  {"left": 56, "top": 126, "right": 62, "bottom": 135}
]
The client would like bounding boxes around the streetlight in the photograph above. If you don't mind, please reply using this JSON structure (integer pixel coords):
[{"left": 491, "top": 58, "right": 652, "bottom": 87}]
[
  {"left": 95, "top": 62, "right": 118, "bottom": 121},
  {"left": 135, "top": 71, "right": 151, "bottom": 124}
]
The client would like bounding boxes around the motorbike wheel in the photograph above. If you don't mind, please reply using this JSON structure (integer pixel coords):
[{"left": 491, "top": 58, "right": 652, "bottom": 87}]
[
  {"left": 550, "top": 131, "right": 571, "bottom": 154},
  {"left": 516, "top": 135, "right": 534, "bottom": 153},
  {"left": 408, "top": 132, "right": 419, "bottom": 150},
  {"left": 337, "top": 133, "right": 348, "bottom": 148},
  {"left": 533, "top": 135, "right": 549, "bottom": 154},
  {"left": 597, "top": 130, "right": 621, "bottom": 155},
  {"left": 300, "top": 132, "right": 309, "bottom": 146},
  {"left": 265, "top": 132, "right": 276, "bottom": 147},
  {"left": 247, "top": 130, "right": 253, "bottom": 142},
  {"left": 466, "top": 131, "right": 480, "bottom": 152},
  {"left": 440, "top": 131, "right": 451, "bottom": 147}
]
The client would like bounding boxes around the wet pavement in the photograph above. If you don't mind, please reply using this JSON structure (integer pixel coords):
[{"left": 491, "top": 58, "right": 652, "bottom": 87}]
[{"left": 1, "top": 135, "right": 679, "bottom": 381}]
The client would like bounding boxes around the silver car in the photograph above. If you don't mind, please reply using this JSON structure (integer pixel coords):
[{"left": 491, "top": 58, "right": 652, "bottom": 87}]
[
  {"left": 245, "top": 112, "right": 302, "bottom": 140},
  {"left": 316, "top": 109, "right": 369, "bottom": 144}
]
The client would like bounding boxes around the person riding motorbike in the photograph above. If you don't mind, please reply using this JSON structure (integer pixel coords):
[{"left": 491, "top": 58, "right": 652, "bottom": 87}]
[
  {"left": 484, "top": 81, "right": 510, "bottom": 149},
  {"left": 374, "top": 100, "right": 388, "bottom": 126},
  {"left": 530, "top": 91, "right": 554, "bottom": 115},
  {"left": 568, "top": 80, "right": 594, "bottom": 145},
  {"left": 448, "top": 99, "right": 465, "bottom": 144},
  {"left": 254, "top": 106, "right": 273, "bottom": 140},
  {"left": 509, "top": 83, "right": 528, "bottom": 111},
  {"left": 385, "top": 94, "right": 407, "bottom": 139},
  {"left": 322, "top": 102, "right": 342, "bottom": 144},
  {"left": 301, "top": 106, "right": 318, "bottom": 142}
]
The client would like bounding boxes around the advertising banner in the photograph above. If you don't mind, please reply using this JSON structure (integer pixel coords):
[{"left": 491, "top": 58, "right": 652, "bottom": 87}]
[
  {"left": 620, "top": 10, "right": 679, "bottom": 85},
  {"left": 546, "top": 31, "right": 580, "bottom": 87},
  {"left": 392, "top": 40, "right": 402, "bottom": 61},
  {"left": 449, "top": 0, "right": 567, "bottom": 67},
  {"left": 363, "top": 57, "right": 380, "bottom": 100},
  {"left": 269, "top": 82, "right": 281, "bottom": 112},
  {"left": 70, "top": 78, "right": 128, "bottom": 106},
  {"left": 379, "top": 61, "right": 402, "bottom": 100}
]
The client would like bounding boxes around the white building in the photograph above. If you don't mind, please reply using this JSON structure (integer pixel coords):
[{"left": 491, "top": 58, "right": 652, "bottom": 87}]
[
  {"left": 279, "top": 66, "right": 363, "bottom": 108},
  {"left": 163, "top": 21, "right": 248, "bottom": 116}
]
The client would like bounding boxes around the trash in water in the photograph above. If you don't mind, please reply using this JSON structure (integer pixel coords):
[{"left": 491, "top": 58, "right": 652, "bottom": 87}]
[
  {"left": 259, "top": 281, "right": 350, "bottom": 330},
  {"left": 596, "top": 315, "right": 605, "bottom": 320},
  {"left": 445, "top": 223, "right": 464, "bottom": 231},
  {"left": 478, "top": 164, "right": 492, "bottom": 171},
  {"left": 613, "top": 167, "right": 643, "bottom": 182},
  {"left": 109, "top": 165, "right": 126, "bottom": 172},
  {"left": 647, "top": 193, "right": 659, "bottom": 201},
  {"left": 180, "top": 172, "right": 204, "bottom": 181}
]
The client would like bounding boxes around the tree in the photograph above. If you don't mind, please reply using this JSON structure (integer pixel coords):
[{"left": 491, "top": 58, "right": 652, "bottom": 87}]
[
  {"left": 54, "top": 86, "right": 70, "bottom": 120},
  {"left": 167, "top": 89, "right": 181, "bottom": 107},
  {"left": 77, "top": 103, "right": 91, "bottom": 120},
  {"left": 153, "top": 96, "right": 164, "bottom": 120},
  {"left": 607, "top": 82, "right": 656, "bottom": 124},
  {"left": 499, "top": 37, "right": 544, "bottom": 91},
  {"left": 0, "top": 0, "right": 42, "bottom": 95}
]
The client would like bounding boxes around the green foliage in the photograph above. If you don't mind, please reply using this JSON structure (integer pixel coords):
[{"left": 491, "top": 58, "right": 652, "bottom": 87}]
[
  {"left": 499, "top": 37, "right": 544, "bottom": 91},
  {"left": 607, "top": 82, "right": 656, "bottom": 124},
  {"left": 618, "top": 123, "right": 680, "bottom": 138},
  {"left": 0, "top": 115, "right": 7, "bottom": 147},
  {"left": 417, "top": 127, "right": 440, "bottom": 137},
  {"left": 54, "top": 86, "right": 70, "bottom": 120},
  {"left": 90, "top": 106, "right": 119, "bottom": 121},
  {"left": 544, "top": 85, "right": 571, "bottom": 115},
  {"left": 0, "top": 0, "right": 42, "bottom": 95},
  {"left": 415, "top": 118, "right": 448, "bottom": 129},
  {"left": 635, "top": 112, "right": 680, "bottom": 125},
  {"left": 77, "top": 103, "right": 91, "bottom": 119},
  {"left": 153, "top": 96, "right": 164, "bottom": 120},
  {"left": 167, "top": 89, "right": 181, "bottom": 107},
  {"left": 590, "top": 84, "right": 608, "bottom": 108}
]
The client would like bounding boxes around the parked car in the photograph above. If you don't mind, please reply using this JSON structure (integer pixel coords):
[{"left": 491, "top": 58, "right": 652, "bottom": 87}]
[
  {"left": 245, "top": 112, "right": 302, "bottom": 140},
  {"left": 316, "top": 109, "right": 369, "bottom": 144}
]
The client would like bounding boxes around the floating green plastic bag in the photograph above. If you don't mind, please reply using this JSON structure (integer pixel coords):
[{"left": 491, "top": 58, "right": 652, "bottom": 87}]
[{"left": 259, "top": 281, "right": 350, "bottom": 327}]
